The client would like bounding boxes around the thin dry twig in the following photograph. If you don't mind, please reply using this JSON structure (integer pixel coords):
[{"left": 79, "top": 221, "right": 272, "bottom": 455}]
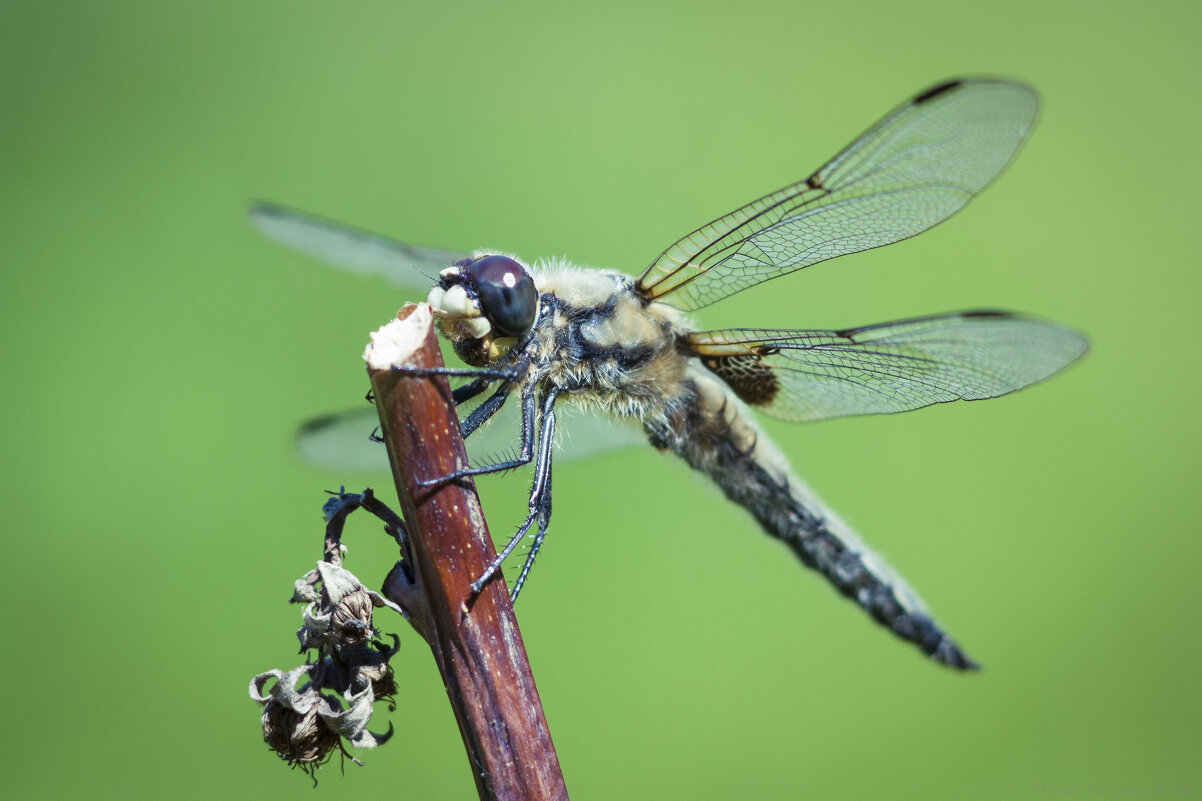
[{"left": 366, "top": 303, "right": 568, "bottom": 801}]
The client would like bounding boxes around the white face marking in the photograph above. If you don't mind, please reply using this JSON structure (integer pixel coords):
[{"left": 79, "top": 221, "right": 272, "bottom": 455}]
[
  {"left": 464, "top": 316, "right": 491, "bottom": 338},
  {"left": 438, "top": 284, "right": 479, "bottom": 317}
]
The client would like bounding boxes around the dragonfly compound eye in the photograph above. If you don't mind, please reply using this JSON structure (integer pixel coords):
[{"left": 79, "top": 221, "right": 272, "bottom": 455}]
[{"left": 465, "top": 255, "right": 538, "bottom": 338}]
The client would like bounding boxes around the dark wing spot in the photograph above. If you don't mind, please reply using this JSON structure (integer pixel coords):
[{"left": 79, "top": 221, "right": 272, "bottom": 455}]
[
  {"left": 960, "top": 309, "right": 1011, "bottom": 319},
  {"left": 913, "top": 79, "right": 963, "bottom": 105},
  {"left": 805, "top": 173, "right": 825, "bottom": 191},
  {"left": 702, "top": 353, "right": 780, "bottom": 406}
]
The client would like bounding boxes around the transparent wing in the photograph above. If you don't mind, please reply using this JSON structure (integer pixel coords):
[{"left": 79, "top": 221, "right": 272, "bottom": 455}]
[
  {"left": 297, "top": 397, "right": 645, "bottom": 473},
  {"left": 688, "top": 311, "right": 1087, "bottom": 423},
  {"left": 297, "top": 406, "right": 391, "bottom": 474},
  {"left": 249, "top": 202, "right": 467, "bottom": 290},
  {"left": 637, "top": 80, "right": 1039, "bottom": 310}
]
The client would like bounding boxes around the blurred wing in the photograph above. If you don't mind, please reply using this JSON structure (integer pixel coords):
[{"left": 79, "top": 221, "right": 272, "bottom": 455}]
[
  {"left": 297, "top": 397, "right": 644, "bottom": 473},
  {"left": 688, "top": 311, "right": 1087, "bottom": 422},
  {"left": 297, "top": 406, "right": 389, "bottom": 474},
  {"left": 637, "top": 80, "right": 1039, "bottom": 310},
  {"left": 250, "top": 202, "right": 467, "bottom": 290}
]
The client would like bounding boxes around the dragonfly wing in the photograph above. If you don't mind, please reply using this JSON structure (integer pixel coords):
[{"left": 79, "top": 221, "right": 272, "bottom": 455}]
[
  {"left": 297, "top": 397, "right": 644, "bottom": 473},
  {"left": 688, "top": 311, "right": 1087, "bottom": 422},
  {"left": 296, "top": 406, "right": 386, "bottom": 473},
  {"left": 637, "top": 80, "right": 1038, "bottom": 310},
  {"left": 250, "top": 202, "right": 467, "bottom": 290}
]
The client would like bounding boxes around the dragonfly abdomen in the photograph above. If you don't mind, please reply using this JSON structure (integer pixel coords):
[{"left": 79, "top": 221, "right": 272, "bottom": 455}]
[{"left": 656, "top": 373, "right": 979, "bottom": 670}]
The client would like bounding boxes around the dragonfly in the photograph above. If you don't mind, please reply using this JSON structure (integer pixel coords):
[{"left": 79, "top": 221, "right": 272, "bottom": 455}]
[{"left": 253, "top": 79, "right": 1087, "bottom": 670}]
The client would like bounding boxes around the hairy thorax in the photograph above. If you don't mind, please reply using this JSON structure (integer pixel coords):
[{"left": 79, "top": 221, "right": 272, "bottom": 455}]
[
  {"left": 528, "top": 267, "right": 691, "bottom": 420},
  {"left": 527, "top": 265, "right": 773, "bottom": 475}
]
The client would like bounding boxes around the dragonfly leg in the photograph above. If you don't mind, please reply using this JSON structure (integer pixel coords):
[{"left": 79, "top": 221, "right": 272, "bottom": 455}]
[
  {"left": 451, "top": 377, "right": 492, "bottom": 406},
  {"left": 371, "top": 378, "right": 512, "bottom": 449},
  {"left": 415, "top": 383, "right": 537, "bottom": 487},
  {"left": 471, "top": 389, "right": 559, "bottom": 596},
  {"left": 389, "top": 363, "right": 520, "bottom": 382},
  {"left": 509, "top": 453, "right": 553, "bottom": 603},
  {"left": 458, "top": 382, "right": 511, "bottom": 439}
]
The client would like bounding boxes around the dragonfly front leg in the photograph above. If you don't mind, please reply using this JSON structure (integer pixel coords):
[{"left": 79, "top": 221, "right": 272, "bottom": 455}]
[
  {"left": 415, "top": 382, "right": 537, "bottom": 487},
  {"left": 374, "top": 373, "right": 493, "bottom": 411},
  {"left": 471, "top": 388, "right": 560, "bottom": 596},
  {"left": 451, "top": 377, "right": 493, "bottom": 406},
  {"left": 458, "top": 381, "right": 512, "bottom": 439},
  {"left": 390, "top": 363, "right": 519, "bottom": 382}
]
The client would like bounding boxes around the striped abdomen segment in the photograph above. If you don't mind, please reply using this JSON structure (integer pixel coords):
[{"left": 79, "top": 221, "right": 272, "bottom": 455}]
[
  {"left": 658, "top": 383, "right": 978, "bottom": 669},
  {"left": 757, "top": 475, "right": 977, "bottom": 669}
]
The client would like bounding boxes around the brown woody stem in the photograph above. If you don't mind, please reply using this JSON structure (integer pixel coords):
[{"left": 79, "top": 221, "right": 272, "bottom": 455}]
[{"left": 367, "top": 303, "right": 568, "bottom": 801}]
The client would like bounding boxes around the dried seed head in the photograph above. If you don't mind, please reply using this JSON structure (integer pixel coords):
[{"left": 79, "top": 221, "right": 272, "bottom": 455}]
[
  {"left": 330, "top": 584, "right": 375, "bottom": 647},
  {"left": 251, "top": 668, "right": 339, "bottom": 770},
  {"left": 342, "top": 635, "right": 401, "bottom": 701},
  {"left": 252, "top": 559, "right": 403, "bottom": 777},
  {"left": 296, "top": 562, "right": 382, "bottom": 651}
]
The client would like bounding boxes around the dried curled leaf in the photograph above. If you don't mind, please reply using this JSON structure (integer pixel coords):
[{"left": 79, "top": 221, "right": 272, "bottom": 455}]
[{"left": 251, "top": 560, "right": 402, "bottom": 777}]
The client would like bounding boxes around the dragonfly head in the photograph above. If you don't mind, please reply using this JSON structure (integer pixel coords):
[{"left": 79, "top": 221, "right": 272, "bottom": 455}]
[{"left": 427, "top": 253, "right": 539, "bottom": 363}]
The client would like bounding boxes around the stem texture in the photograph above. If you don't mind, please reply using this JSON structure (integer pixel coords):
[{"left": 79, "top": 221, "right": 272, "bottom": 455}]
[{"left": 369, "top": 303, "right": 567, "bottom": 801}]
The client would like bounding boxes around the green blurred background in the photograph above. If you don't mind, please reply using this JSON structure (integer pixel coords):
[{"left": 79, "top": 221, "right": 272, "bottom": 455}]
[{"left": 3, "top": 0, "right": 1199, "bottom": 798}]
